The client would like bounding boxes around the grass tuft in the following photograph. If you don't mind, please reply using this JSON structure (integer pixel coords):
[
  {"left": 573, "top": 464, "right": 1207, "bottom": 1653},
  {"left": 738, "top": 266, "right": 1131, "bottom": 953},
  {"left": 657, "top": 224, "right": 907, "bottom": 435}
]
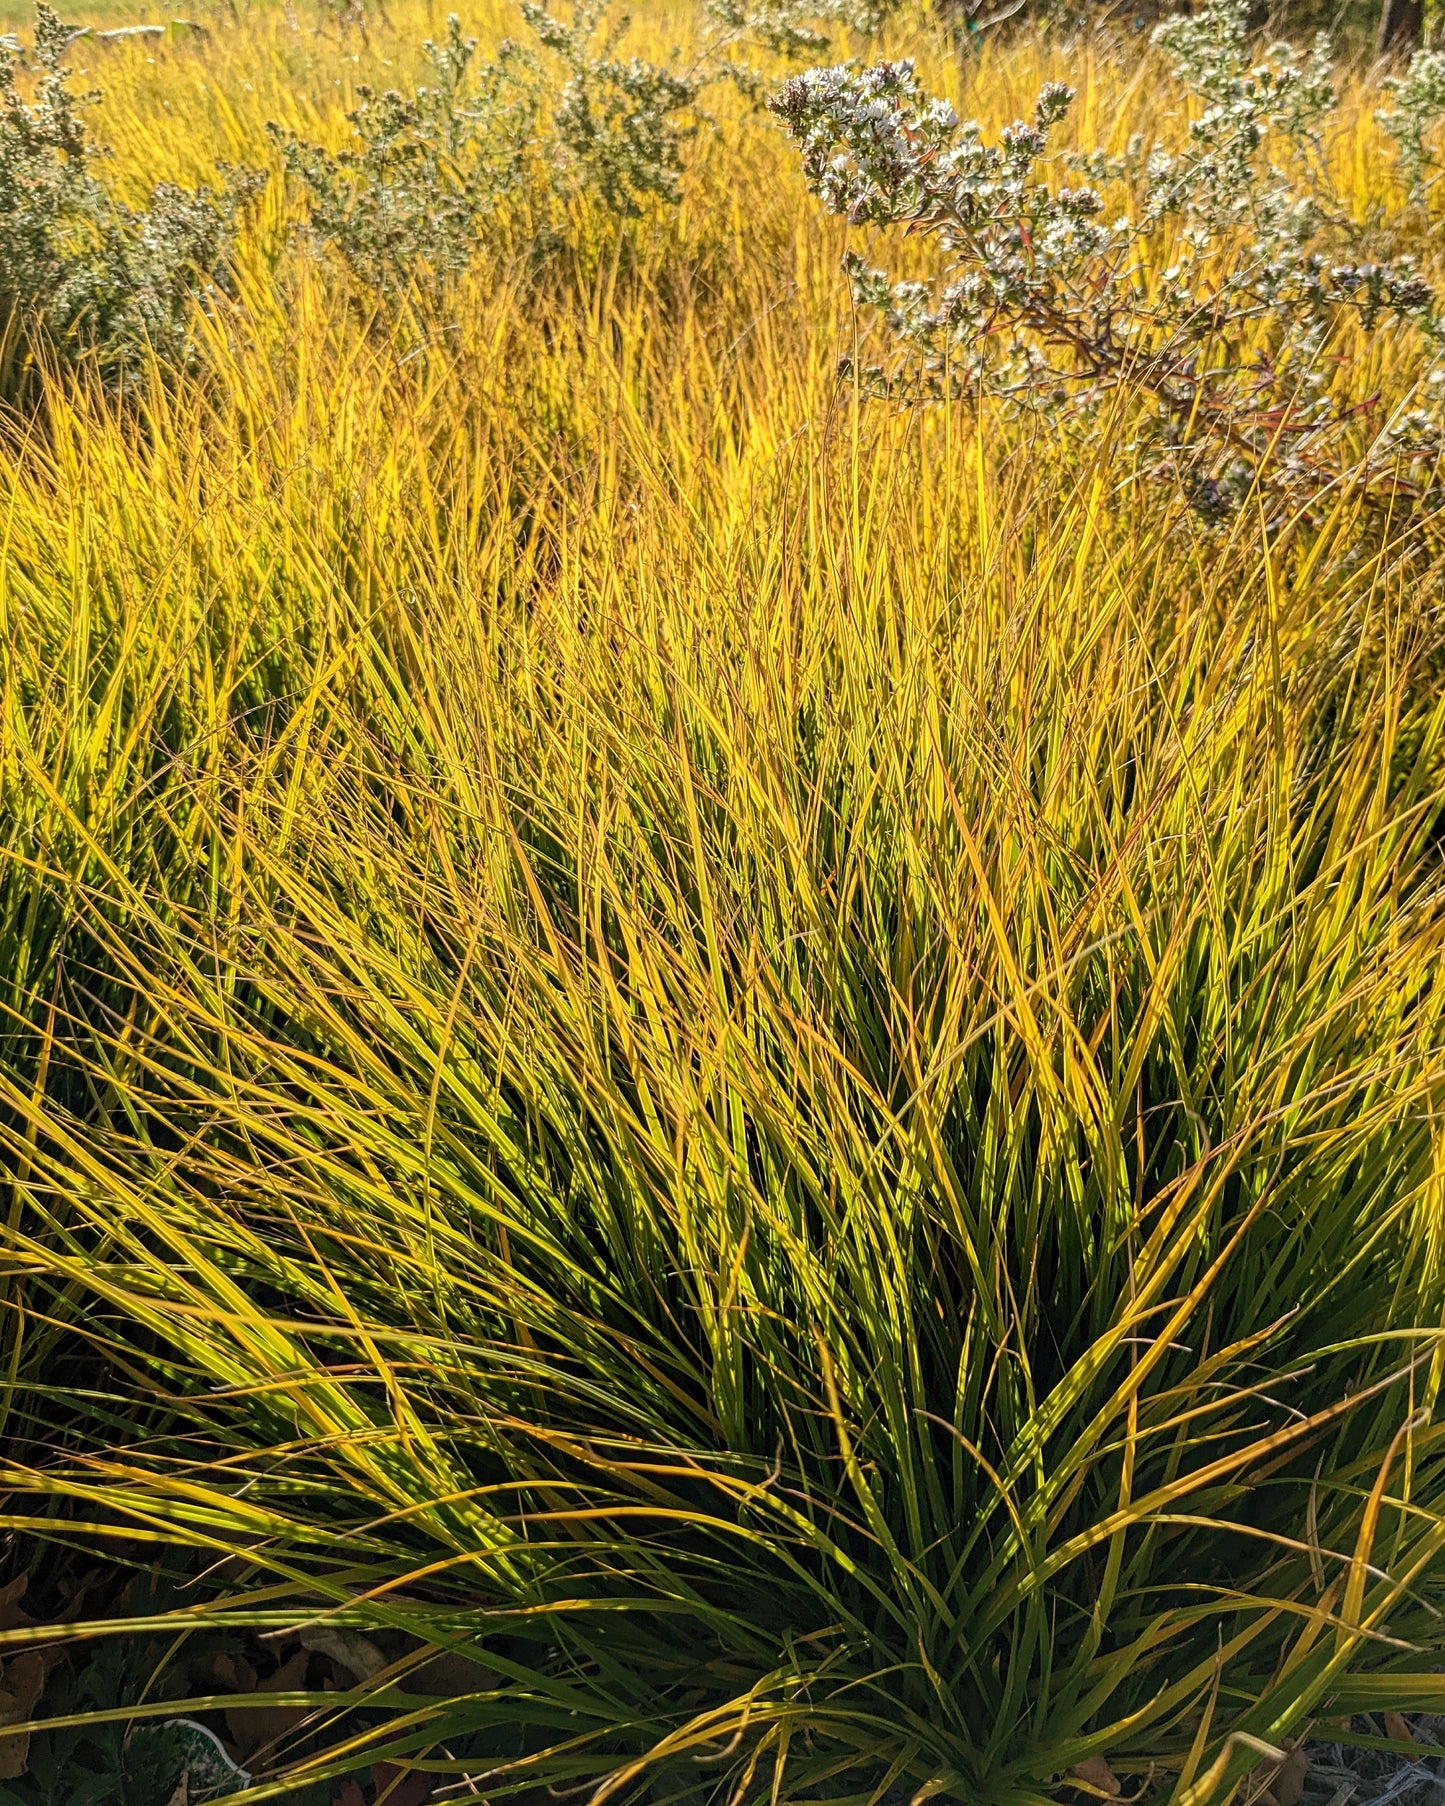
[{"left": 1, "top": 6, "right": 1445, "bottom": 1802}]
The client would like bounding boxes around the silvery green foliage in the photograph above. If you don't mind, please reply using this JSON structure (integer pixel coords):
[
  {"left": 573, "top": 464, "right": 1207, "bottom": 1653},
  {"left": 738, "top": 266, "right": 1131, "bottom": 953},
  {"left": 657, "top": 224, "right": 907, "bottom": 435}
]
[
  {"left": 770, "top": 0, "right": 1445, "bottom": 516},
  {"left": 275, "top": 2, "right": 707, "bottom": 289},
  {"left": 1378, "top": 48, "right": 1445, "bottom": 205},
  {"left": 708, "top": 0, "right": 831, "bottom": 69},
  {"left": 519, "top": 0, "right": 884, "bottom": 206},
  {"left": 271, "top": 18, "right": 543, "bottom": 288},
  {"left": 279, "top": 0, "right": 850, "bottom": 288},
  {"left": 520, "top": 0, "right": 703, "bottom": 214},
  {"left": 704, "top": 0, "right": 893, "bottom": 105},
  {"left": 0, "top": 3, "right": 261, "bottom": 380}
]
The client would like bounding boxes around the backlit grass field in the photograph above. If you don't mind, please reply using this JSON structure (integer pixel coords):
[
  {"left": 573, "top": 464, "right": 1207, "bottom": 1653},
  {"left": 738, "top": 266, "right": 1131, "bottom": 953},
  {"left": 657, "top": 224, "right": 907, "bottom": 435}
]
[{"left": 3, "top": 5, "right": 1445, "bottom": 1802}]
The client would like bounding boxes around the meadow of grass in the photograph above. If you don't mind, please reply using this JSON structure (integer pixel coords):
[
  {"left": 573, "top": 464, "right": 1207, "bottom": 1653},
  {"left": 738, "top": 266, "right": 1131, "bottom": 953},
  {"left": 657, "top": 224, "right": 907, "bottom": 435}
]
[{"left": 3, "top": 5, "right": 1445, "bottom": 1803}]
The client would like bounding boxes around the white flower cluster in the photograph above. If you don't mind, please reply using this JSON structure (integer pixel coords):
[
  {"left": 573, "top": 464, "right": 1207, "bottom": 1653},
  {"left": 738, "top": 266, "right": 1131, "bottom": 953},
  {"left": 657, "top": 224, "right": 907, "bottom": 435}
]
[
  {"left": 1377, "top": 48, "right": 1445, "bottom": 203},
  {"left": 771, "top": 0, "right": 1445, "bottom": 520}
]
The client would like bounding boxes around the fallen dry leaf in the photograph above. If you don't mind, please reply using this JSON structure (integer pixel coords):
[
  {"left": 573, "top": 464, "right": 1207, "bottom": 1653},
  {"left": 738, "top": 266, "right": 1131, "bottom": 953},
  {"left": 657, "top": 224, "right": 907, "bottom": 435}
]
[
  {"left": 0, "top": 1578, "right": 31, "bottom": 1634},
  {"left": 332, "top": 1782, "right": 367, "bottom": 1806},
  {"left": 1272, "top": 1746, "right": 1308, "bottom": 1806},
  {"left": 224, "top": 1646, "right": 313, "bottom": 1764},
  {"left": 371, "top": 1759, "right": 436, "bottom": 1806},
  {"left": 401, "top": 1647, "right": 499, "bottom": 1697},
  {"left": 211, "top": 1649, "right": 259, "bottom": 1694},
  {"left": 1068, "top": 1756, "right": 1122, "bottom": 1799},
  {"left": 0, "top": 1567, "right": 94, "bottom": 1780},
  {"left": 1243, "top": 1739, "right": 1306, "bottom": 1806},
  {"left": 1383, "top": 1711, "right": 1414, "bottom": 1744},
  {"left": 164, "top": 1777, "right": 189, "bottom": 1806},
  {"left": 301, "top": 1625, "right": 387, "bottom": 1684},
  {"left": 0, "top": 1649, "right": 51, "bottom": 1780}
]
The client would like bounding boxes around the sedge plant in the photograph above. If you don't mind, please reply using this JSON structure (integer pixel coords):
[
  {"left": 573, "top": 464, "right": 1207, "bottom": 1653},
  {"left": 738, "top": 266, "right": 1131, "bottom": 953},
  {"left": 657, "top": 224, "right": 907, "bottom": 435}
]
[{"left": 0, "top": 6, "right": 1443, "bottom": 1806}]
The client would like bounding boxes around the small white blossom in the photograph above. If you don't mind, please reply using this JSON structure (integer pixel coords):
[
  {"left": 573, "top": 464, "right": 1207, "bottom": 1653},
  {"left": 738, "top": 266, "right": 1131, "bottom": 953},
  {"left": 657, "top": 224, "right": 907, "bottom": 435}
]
[{"left": 770, "top": 0, "right": 1445, "bottom": 519}]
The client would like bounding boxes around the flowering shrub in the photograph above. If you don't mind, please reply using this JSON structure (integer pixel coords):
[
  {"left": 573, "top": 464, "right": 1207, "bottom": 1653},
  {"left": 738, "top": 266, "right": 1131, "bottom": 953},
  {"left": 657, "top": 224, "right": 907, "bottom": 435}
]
[
  {"left": 0, "top": 3, "right": 262, "bottom": 384},
  {"left": 1378, "top": 46, "right": 1445, "bottom": 204},
  {"left": 271, "top": 17, "right": 541, "bottom": 289},
  {"left": 522, "top": 0, "right": 706, "bottom": 215},
  {"left": 276, "top": 0, "right": 861, "bottom": 290},
  {"left": 771, "top": 0, "right": 1445, "bottom": 518}
]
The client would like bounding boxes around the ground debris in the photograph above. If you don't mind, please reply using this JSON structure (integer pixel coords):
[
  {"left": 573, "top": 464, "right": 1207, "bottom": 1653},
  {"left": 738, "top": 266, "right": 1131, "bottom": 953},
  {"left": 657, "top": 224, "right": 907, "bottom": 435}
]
[{"left": 1299, "top": 1715, "right": 1445, "bottom": 1806}]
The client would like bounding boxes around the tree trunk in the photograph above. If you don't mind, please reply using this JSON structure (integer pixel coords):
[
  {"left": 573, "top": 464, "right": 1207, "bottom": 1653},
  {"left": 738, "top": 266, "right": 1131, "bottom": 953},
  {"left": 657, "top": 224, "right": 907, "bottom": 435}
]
[{"left": 1377, "top": 0, "right": 1422, "bottom": 56}]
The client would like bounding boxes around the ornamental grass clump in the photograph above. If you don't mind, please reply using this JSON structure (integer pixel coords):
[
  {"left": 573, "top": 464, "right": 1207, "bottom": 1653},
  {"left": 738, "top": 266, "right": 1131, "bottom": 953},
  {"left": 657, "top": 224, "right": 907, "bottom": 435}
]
[
  {"left": 3, "top": 308, "right": 1445, "bottom": 1805},
  {"left": 771, "top": 0, "right": 1445, "bottom": 519},
  {"left": 0, "top": 7, "right": 1443, "bottom": 1806}
]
